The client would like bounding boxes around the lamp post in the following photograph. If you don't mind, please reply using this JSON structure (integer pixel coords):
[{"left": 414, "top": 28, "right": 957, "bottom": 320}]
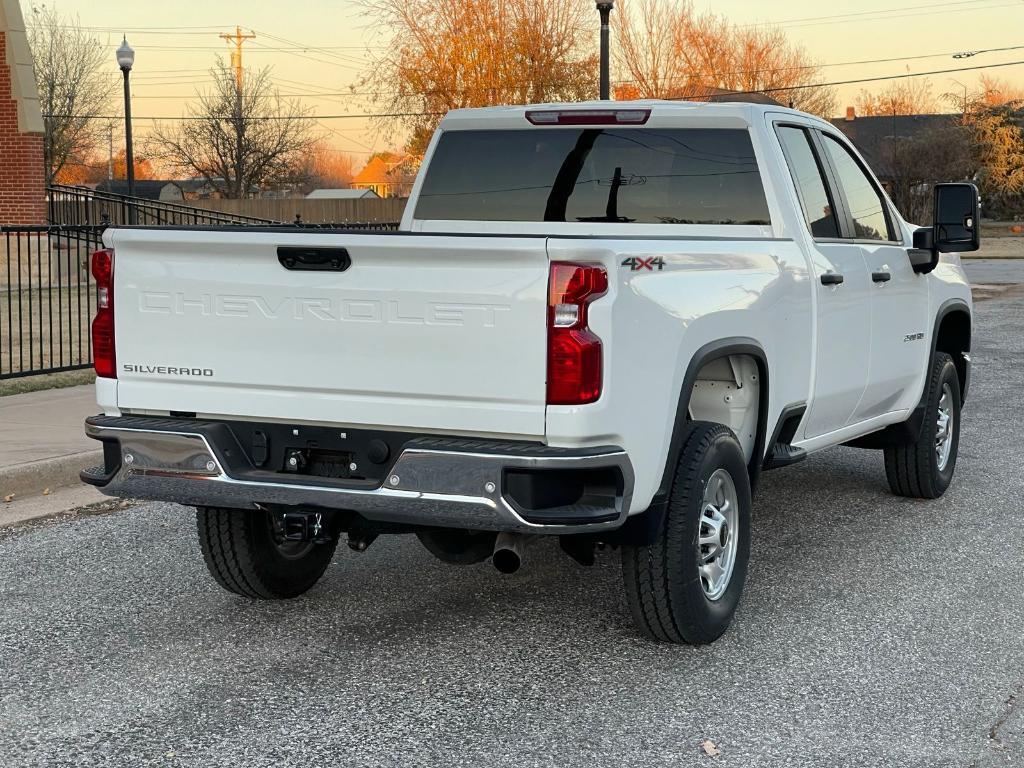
[
  {"left": 116, "top": 37, "right": 136, "bottom": 208},
  {"left": 596, "top": 1, "right": 613, "bottom": 100}
]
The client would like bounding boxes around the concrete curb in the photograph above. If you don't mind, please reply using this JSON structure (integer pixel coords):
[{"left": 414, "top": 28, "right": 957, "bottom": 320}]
[{"left": 0, "top": 450, "right": 103, "bottom": 501}]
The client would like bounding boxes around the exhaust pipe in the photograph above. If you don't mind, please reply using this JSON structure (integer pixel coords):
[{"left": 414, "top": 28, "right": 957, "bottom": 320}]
[{"left": 492, "top": 532, "right": 529, "bottom": 574}]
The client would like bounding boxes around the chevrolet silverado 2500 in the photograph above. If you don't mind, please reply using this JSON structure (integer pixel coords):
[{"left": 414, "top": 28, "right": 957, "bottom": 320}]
[{"left": 81, "top": 101, "right": 979, "bottom": 644}]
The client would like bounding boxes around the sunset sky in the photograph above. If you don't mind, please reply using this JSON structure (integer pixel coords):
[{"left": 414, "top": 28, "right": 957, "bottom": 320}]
[{"left": 46, "top": 0, "right": 1024, "bottom": 161}]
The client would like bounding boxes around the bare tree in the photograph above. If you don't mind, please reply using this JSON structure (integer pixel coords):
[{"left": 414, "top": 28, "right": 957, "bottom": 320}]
[
  {"left": 27, "top": 5, "right": 114, "bottom": 185},
  {"left": 614, "top": 0, "right": 836, "bottom": 116},
  {"left": 150, "top": 61, "right": 316, "bottom": 198},
  {"left": 357, "top": 0, "right": 598, "bottom": 154},
  {"left": 613, "top": 0, "right": 690, "bottom": 98},
  {"left": 297, "top": 140, "right": 358, "bottom": 194},
  {"left": 855, "top": 77, "right": 936, "bottom": 116},
  {"left": 888, "top": 123, "right": 974, "bottom": 223}
]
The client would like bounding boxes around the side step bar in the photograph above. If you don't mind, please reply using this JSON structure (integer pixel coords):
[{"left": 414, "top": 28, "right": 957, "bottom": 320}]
[
  {"left": 763, "top": 442, "right": 807, "bottom": 470},
  {"left": 762, "top": 403, "right": 808, "bottom": 471}
]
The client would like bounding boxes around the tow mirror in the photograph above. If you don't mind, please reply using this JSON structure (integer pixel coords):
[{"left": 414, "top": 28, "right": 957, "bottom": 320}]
[
  {"left": 933, "top": 182, "right": 981, "bottom": 253},
  {"left": 910, "top": 182, "right": 981, "bottom": 274}
]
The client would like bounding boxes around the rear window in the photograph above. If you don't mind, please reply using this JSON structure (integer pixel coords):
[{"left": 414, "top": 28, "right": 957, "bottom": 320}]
[{"left": 414, "top": 128, "right": 771, "bottom": 225}]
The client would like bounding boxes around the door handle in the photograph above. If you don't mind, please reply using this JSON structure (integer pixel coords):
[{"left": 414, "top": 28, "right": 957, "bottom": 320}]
[
  {"left": 872, "top": 271, "right": 892, "bottom": 283},
  {"left": 820, "top": 273, "right": 844, "bottom": 286},
  {"left": 277, "top": 246, "right": 351, "bottom": 272}
]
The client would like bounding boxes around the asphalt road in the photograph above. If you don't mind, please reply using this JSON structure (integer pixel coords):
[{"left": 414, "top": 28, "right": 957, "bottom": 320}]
[{"left": 2, "top": 263, "right": 1023, "bottom": 768}]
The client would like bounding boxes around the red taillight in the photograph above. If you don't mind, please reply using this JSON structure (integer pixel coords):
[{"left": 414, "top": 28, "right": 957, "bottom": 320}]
[
  {"left": 547, "top": 263, "right": 608, "bottom": 405},
  {"left": 91, "top": 248, "right": 116, "bottom": 378},
  {"left": 526, "top": 109, "right": 650, "bottom": 126}
]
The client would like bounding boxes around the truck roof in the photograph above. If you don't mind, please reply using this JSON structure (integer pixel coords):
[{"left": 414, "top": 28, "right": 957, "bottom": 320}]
[{"left": 438, "top": 99, "right": 828, "bottom": 132}]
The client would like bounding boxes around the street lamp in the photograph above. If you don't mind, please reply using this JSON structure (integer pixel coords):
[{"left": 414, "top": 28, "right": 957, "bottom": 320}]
[
  {"left": 116, "top": 37, "right": 136, "bottom": 204},
  {"left": 596, "top": 1, "right": 613, "bottom": 100}
]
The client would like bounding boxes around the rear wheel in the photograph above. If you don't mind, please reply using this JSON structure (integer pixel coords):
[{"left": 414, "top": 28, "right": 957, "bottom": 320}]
[
  {"left": 884, "top": 352, "right": 961, "bottom": 499},
  {"left": 621, "top": 422, "right": 752, "bottom": 644},
  {"left": 196, "top": 507, "right": 338, "bottom": 599}
]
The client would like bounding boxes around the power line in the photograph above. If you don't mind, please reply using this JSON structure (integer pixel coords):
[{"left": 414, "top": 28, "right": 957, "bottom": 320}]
[
  {"left": 671, "top": 58, "right": 1024, "bottom": 99},
  {"left": 739, "top": 0, "right": 1012, "bottom": 27},
  {"left": 251, "top": 29, "right": 370, "bottom": 65},
  {"left": 613, "top": 44, "right": 1024, "bottom": 85},
  {"left": 115, "top": 41, "right": 1024, "bottom": 101},
  {"left": 43, "top": 57, "right": 1024, "bottom": 122}
]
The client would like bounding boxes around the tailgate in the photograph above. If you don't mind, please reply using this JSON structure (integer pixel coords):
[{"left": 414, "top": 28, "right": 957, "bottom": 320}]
[{"left": 109, "top": 228, "right": 549, "bottom": 437}]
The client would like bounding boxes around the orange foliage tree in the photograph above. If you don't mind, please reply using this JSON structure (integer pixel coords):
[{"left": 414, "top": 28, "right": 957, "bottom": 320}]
[
  {"left": 614, "top": 0, "right": 836, "bottom": 116},
  {"left": 111, "top": 150, "right": 157, "bottom": 181},
  {"left": 53, "top": 150, "right": 157, "bottom": 186},
  {"left": 357, "top": 0, "right": 598, "bottom": 154},
  {"left": 855, "top": 77, "right": 936, "bottom": 116},
  {"left": 962, "top": 88, "right": 1024, "bottom": 216}
]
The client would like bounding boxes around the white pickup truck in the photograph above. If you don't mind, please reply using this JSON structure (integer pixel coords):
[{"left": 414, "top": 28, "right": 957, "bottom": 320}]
[{"left": 82, "top": 101, "right": 978, "bottom": 644}]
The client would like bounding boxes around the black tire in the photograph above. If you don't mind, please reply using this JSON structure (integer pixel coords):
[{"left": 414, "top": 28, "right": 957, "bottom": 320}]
[
  {"left": 196, "top": 507, "right": 338, "bottom": 599},
  {"left": 884, "top": 352, "right": 961, "bottom": 499},
  {"left": 416, "top": 529, "right": 497, "bottom": 565},
  {"left": 621, "top": 422, "right": 752, "bottom": 644}
]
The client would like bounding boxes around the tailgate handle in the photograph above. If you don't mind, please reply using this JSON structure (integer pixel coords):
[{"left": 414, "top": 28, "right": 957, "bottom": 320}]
[{"left": 277, "top": 247, "right": 351, "bottom": 272}]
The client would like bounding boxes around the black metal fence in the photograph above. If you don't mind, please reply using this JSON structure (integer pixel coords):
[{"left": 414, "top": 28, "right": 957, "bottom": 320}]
[
  {"left": 48, "top": 184, "right": 281, "bottom": 227},
  {"left": 0, "top": 188, "right": 401, "bottom": 379},
  {"left": 0, "top": 225, "right": 104, "bottom": 379}
]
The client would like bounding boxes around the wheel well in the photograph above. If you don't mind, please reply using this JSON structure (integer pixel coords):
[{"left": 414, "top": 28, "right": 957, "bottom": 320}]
[
  {"left": 615, "top": 342, "right": 768, "bottom": 547},
  {"left": 687, "top": 354, "right": 762, "bottom": 465},
  {"left": 935, "top": 309, "right": 970, "bottom": 397}
]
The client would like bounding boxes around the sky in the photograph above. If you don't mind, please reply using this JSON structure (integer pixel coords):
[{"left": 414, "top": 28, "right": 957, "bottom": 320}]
[{"left": 43, "top": 0, "right": 1024, "bottom": 164}]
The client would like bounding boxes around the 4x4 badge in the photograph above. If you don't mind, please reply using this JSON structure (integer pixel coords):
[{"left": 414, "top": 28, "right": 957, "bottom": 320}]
[{"left": 621, "top": 256, "right": 665, "bottom": 271}]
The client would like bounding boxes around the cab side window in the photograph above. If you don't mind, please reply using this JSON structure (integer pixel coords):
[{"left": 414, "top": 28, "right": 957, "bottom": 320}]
[
  {"left": 820, "top": 133, "right": 893, "bottom": 241},
  {"left": 777, "top": 126, "right": 839, "bottom": 239}
]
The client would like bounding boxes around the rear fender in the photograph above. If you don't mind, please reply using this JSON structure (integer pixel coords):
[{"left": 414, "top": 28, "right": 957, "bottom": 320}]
[{"left": 609, "top": 338, "right": 769, "bottom": 546}]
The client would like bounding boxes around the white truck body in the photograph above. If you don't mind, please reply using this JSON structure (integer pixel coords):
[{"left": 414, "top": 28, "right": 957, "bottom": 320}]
[{"left": 91, "top": 101, "right": 972, "bottom": 520}]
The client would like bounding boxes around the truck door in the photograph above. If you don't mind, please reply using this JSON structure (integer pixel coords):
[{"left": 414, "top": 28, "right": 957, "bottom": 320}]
[
  {"left": 775, "top": 124, "right": 873, "bottom": 439},
  {"left": 815, "top": 132, "right": 930, "bottom": 421}
]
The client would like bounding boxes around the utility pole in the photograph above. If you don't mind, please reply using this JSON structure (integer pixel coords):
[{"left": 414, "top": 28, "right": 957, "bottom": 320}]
[
  {"left": 220, "top": 27, "right": 255, "bottom": 198},
  {"left": 220, "top": 26, "right": 256, "bottom": 92}
]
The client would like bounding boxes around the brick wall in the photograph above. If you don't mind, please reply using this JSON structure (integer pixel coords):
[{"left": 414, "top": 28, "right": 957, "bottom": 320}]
[{"left": 0, "top": 30, "right": 44, "bottom": 224}]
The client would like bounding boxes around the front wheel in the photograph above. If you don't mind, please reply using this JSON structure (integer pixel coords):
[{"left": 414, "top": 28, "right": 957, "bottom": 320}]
[
  {"left": 621, "top": 422, "right": 752, "bottom": 644},
  {"left": 884, "top": 352, "right": 962, "bottom": 499},
  {"left": 196, "top": 507, "right": 338, "bottom": 599}
]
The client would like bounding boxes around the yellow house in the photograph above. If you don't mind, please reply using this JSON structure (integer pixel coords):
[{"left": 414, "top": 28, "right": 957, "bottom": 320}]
[{"left": 351, "top": 153, "right": 417, "bottom": 198}]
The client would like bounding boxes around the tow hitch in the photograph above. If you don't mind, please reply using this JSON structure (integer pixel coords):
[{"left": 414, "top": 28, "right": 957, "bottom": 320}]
[{"left": 276, "top": 511, "right": 333, "bottom": 544}]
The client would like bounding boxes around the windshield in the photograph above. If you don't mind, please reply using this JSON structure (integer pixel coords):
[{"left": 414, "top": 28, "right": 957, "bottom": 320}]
[{"left": 414, "top": 127, "right": 771, "bottom": 225}]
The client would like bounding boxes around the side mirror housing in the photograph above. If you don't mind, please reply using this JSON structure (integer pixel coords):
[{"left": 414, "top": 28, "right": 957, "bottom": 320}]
[
  {"left": 909, "top": 228, "right": 938, "bottom": 274},
  {"left": 933, "top": 182, "right": 981, "bottom": 253},
  {"left": 909, "top": 183, "right": 981, "bottom": 274}
]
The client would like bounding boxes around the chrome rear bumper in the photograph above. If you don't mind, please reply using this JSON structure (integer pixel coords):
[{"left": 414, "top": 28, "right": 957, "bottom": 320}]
[{"left": 82, "top": 417, "right": 634, "bottom": 534}]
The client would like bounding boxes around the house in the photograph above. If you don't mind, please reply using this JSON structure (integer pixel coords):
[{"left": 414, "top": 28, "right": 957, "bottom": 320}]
[
  {"left": 306, "top": 188, "right": 381, "bottom": 200},
  {"left": 177, "top": 179, "right": 224, "bottom": 200},
  {"left": 351, "top": 153, "right": 418, "bottom": 198},
  {"left": 829, "top": 108, "right": 959, "bottom": 187},
  {"left": 95, "top": 180, "right": 185, "bottom": 201}
]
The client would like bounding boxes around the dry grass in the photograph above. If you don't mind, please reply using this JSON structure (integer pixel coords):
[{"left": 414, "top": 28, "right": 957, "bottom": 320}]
[
  {"left": 0, "top": 232, "right": 98, "bottom": 379},
  {"left": 0, "top": 369, "right": 94, "bottom": 397},
  {"left": 1, "top": 285, "right": 95, "bottom": 378}
]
